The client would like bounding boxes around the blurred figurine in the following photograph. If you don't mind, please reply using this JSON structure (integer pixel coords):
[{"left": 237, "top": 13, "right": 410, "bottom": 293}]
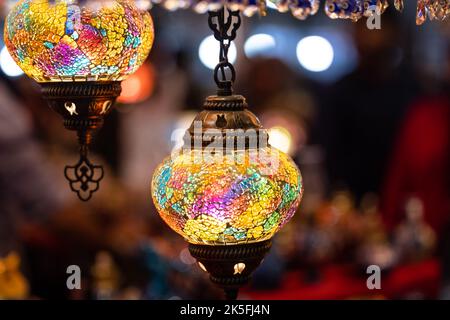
[
  {"left": 394, "top": 197, "right": 436, "bottom": 263},
  {"left": 356, "top": 194, "right": 397, "bottom": 272},
  {"left": 0, "top": 252, "right": 29, "bottom": 299},
  {"left": 91, "top": 251, "right": 120, "bottom": 300},
  {"left": 295, "top": 191, "right": 356, "bottom": 281}
]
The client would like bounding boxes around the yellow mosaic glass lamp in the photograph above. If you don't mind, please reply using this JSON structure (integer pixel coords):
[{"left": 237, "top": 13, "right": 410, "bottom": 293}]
[
  {"left": 4, "top": 0, "right": 154, "bottom": 200},
  {"left": 153, "top": 148, "right": 302, "bottom": 245}
]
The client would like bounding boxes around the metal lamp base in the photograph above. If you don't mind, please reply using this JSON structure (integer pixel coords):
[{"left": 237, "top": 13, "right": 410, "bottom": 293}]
[
  {"left": 189, "top": 240, "right": 272, "bottom": 300},
  {"left": 41, "top": 81, "right": 122, "bottom": 201}
]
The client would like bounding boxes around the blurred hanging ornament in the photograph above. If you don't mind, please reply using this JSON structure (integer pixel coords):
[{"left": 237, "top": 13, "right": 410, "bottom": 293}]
[
  {"left": 411, "top": 0, "right": 450, "bottom": 24},
  {"left": 378, "top": 0, "right": 389, "bottom": 12},
  {"left": 4, "top": 0, "right": 154, "bottom": 200},
  {"left": 394, "top": 0, "right": 404, "bottom": 12},
  {"left": 158, "top": 0, "right": 394, "bottom": 21},
  {"left": 289, "top": 0, "right": 320, "bottom": 20},
  {"left": 151, "top": 0, "right": 449, "bottom": 23},
  {"left": 361, "top": 0, "right": 389, "bottom": 17},
  {"left": 416, "top": 0, "right": 428, "bottom": 25},
  {"left": 428, "top": 0, "right": 450, "bottom": 21},
  {"left": 324, "top": 0, "right": 361, "bottom": 20},
  {"left": 362, "top": 0, "right": 377, "bottom": 17},
  {"left": 151, "top": 8, "right": 303, "bottom": 299},
  {"left": 270, "top": 0, "right": 290, "bottom": 13}
]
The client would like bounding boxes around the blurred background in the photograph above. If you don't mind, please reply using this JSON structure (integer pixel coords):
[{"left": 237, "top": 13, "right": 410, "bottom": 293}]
[{"left": 1, "top": 1, "right": 449, "bottom": 300}]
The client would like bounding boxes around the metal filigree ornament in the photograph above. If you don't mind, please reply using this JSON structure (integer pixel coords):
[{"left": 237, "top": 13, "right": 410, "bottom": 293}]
[
  {"left": 64, "top": 145, "right": 104, "bottom": 201},
  {"left": 4, "top": 0, "right": 154, "bottom": 200}
]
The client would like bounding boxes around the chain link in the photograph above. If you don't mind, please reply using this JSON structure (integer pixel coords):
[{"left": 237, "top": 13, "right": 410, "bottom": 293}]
[{"left": 208, "top": 8, "right": 241, "bottom": 96}]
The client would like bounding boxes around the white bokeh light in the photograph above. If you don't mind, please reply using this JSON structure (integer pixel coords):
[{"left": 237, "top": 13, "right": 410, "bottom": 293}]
[
  {"left": 296, "top": 36, "right": 334, "bottom": 72},
  {"left": 268, "top": 126, "right": 292, "bottom": 154},
  {"left": 266, "top": 0, "right": 277, "bottom": 10},
  {"left": 134, "top": 0, "right": 152, "bottom": 10},
  {"left": 0, "top": 46, "right": 24, "bottom": 77},
  {"left": 198, "top": 35, "right": 237, "bottom": 70},
  {"left": 244, "top": 33, "right": 276, "bottom": 58},
  {"left": 171, "top": 112, "right": 196, "bottom": 151}
]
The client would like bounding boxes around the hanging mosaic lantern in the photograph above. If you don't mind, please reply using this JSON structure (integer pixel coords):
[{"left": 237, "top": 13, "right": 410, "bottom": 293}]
[
  {"left": 150, "top": 8, "right": 304, "bottom": 299},
  {"left": 4, "top": 0, "right": 154, "bottom": 200}
]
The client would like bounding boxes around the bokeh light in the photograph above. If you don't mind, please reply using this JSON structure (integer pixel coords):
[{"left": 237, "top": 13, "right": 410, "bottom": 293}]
[
  {"left": 199, "top": 35, "right": 237, "bottom": 70},
  {"left": 170, "top": 112, "right": 197, "bottom": 151},
  {"left": 118, "top": 62, "right": 155, "bottom": 104},
  {"left": 266, "top": 0, "right": 277, "bottom": 10},
  {"left": 244, "top": 33, "right": 276, "bottom": 58},
  {"left": 268, "top": 126, "right": 292, "bottom": 154},
  {"left": 296, "top": 35, "right": 334, "bottom": 72},
  {"left": 0, "top": 45, "right": 24, "bottom": 77}
]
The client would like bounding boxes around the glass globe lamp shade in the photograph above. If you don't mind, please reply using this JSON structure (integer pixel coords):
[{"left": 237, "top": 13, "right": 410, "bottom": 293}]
[
  {"left": 152, "top": 147, "right": 303, "bottom": 245},
  {"left": 4, "top": 0, "right": 154, "bottom": 82}
]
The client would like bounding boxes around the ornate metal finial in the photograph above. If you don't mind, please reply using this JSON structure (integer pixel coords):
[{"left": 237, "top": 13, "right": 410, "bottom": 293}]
[
  {"left": 208, "top": 8, "right": 241, "bottom": 96},
  {"left": 41, "top": 81, "right": 121, "bottom": 201},
  {"left": 64, "top": 143, "right": 104, "bottom": 202}
]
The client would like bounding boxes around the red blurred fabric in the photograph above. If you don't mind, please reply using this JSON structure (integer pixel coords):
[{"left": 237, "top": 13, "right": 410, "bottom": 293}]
[
  {"left": 381, "top": 96, "right": 450, "bottom": 236},
  {"left": 245, "top": 260, "right": 440, "bottom": 300}
]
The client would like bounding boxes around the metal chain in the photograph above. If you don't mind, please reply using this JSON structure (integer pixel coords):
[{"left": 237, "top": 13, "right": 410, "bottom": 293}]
[{"left": 208, "top": 7, "right": 241, "bottom": 96}]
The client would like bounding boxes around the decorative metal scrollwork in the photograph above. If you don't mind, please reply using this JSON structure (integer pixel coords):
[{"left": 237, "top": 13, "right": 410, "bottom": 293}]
[
  {"left": 208, "top": 8, "right": 241, "bottom": 96},
  {"left": 64, "top": 145, "right": 104, "bottom": 201}
]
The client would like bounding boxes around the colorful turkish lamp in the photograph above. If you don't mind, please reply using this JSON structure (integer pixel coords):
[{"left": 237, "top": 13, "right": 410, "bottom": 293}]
[
  {"left": 152, "top": 101, "right": 304, "bottom": 300},
  {"left": 4, "top": 0, "right": 154, "bottom": 200},
  {"left": 151, "top": 8, "right": 303, "bottom": 299}
]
